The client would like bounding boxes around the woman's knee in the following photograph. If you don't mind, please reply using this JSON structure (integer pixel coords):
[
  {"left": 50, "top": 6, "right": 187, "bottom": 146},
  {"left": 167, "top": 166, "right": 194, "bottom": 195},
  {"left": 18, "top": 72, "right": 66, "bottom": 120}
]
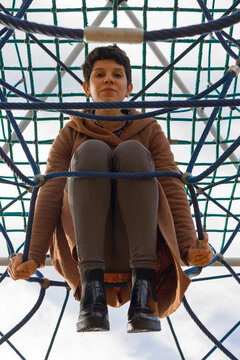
[
  {"left": 113, "top": 140, "right": 154, "bottom": 171},
  {"left": 71, "top": 140, "right": 112, "bottom": 171}
]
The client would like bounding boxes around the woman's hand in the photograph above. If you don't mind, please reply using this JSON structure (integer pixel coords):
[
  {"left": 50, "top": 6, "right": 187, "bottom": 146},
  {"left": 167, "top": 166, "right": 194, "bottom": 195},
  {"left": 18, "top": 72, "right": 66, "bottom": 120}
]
[
  {"left": 8, "top": 253, "right": 38, "bottom": 280},
  {"left": 187, "top": 233, "right": 214, "bottom": 267}
]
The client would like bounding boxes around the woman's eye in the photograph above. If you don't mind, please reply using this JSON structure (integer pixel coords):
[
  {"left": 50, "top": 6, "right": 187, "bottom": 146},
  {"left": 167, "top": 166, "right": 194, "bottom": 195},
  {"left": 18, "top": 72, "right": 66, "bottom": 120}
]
[
  {"left": 114, "top": 73, "right": 122, "bottom": 78},
  {"left": 95, "top": 73, "right": 104, "bottom": 77}
]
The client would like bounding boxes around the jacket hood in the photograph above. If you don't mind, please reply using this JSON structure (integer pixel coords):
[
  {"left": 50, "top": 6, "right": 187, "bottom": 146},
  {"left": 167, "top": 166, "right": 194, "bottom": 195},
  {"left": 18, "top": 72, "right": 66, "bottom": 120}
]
[{"left": 65, "top": 110, "right": 156, "bottom": 145}]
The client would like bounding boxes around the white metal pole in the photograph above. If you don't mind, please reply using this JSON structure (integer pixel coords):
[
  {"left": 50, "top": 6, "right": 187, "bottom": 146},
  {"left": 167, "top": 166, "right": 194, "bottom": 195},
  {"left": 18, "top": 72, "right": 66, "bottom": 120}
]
[
  {"left": 121, "top": 1, "right": 238, "bottom": 169},
  {"left": 0, "top": 257, "right": 239, "bottom": 267},
  {"left": 2, "top": 1, "right": 112, "bottom": 154}
]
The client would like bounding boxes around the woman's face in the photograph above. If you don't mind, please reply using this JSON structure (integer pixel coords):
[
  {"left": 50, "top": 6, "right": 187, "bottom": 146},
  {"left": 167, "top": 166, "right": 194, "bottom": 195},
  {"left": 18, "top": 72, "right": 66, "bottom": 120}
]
[{"left": 83, "top": 59, "right": 133, "bottom": 102}]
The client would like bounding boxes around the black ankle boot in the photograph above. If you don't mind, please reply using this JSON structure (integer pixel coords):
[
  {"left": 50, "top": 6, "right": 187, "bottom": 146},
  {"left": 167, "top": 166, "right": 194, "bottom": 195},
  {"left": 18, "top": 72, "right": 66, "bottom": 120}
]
[
  {"left": 77, "top": 269, "right": 110, "bottom": 332},
  {"left": 127, "top": 268, "right": 161, "bottom": 333}
]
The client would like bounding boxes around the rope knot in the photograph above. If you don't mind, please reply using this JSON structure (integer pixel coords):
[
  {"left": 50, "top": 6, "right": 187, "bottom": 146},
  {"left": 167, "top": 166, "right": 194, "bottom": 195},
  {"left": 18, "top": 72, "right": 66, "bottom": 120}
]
[
  {"left": 40, "top": 278, "right": 51, "bottom": 289},
  {"left": 197, "top": 187, "right": 204, "bottom": 194},
  {"left": 216, "top": 253, "right": 224, "bottom": 262},
  {"left": 227, "top": 57, "right": 240, "bottom": 77},
  {"left": 33, "top": 174, "right": 46, "bottom": 187},
  {"left": 181, "top": 172, "right": 192, "bottom": 185}
]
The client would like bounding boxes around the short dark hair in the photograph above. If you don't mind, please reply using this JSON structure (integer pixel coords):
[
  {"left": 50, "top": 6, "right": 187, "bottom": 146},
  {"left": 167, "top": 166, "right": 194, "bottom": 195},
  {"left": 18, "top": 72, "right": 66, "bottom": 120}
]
[{"left": 82, "top": 45, "right": 132, "bottom": 86}]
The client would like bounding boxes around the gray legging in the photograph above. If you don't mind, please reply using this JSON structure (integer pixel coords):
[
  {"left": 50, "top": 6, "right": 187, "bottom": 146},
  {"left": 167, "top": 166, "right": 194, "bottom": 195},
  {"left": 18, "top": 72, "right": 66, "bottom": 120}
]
[{"left": 67, "top": 139, "right": 159, "bottom": 275}]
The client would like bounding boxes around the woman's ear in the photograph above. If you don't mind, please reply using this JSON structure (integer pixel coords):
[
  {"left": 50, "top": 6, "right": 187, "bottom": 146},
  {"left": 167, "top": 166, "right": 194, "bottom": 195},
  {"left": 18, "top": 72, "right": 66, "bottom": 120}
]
[
  {"left": 83, "top": 81, "right": 91, "bottom": 98},
  {"left": 126, "top": 83, "right": 133, "bottom": 98}
]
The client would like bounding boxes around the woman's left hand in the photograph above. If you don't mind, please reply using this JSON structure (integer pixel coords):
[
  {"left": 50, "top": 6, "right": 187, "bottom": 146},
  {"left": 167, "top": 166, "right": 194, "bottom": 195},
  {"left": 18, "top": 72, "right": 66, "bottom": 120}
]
[{"left": 187, "top": 233, "right": 214, "bottom": 267}]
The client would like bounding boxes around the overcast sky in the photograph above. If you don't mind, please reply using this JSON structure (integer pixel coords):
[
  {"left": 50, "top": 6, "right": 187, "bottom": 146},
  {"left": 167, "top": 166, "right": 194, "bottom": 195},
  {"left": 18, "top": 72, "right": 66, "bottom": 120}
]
[{"left": 0, "top": 1, "right": 239, "bottom": 359}]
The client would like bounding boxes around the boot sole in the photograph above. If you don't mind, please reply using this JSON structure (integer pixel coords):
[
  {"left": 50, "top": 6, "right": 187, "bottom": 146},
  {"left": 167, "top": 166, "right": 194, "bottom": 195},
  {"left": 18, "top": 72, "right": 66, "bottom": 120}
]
[
  {"left": 127, "top": 314, "right": 161, "bottom": 333},
  {"left": 77, "top": 312, "right": 110, "bottom": 332}
]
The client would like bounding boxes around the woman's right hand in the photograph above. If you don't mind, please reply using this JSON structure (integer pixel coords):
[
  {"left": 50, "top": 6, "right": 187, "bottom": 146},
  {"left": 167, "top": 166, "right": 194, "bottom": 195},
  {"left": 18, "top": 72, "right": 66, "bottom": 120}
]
[{"left": 8, "top": 253, "right": 38, "bottom": 280}]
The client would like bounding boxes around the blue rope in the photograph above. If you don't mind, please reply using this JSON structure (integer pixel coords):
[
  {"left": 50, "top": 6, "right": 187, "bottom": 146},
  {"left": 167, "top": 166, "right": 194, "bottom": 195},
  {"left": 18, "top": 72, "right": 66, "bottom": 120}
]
[
  {"left": 182, "top": 296, "right": 239, "bottom": 360},
  {"left": 0, "top": 10, "right": 240, "bottom": 42},
  {"left": 185, "top": 266, "right": 202, "bottom": 279},
  {"left": 0, "top": 222, "right": 14, "bottom": 254},
  {"left": 0, "top": 270, "right": 69, "bottom": 287},
  {"left": 201, "top": 174, "right": 240, "bottom": 192},
  {"left": 187, "top": 72, "right": 235, "bottom": 173},
  {"left": 199, "top": 191, "right": 240, "bottom": 223},
  {"left": 0, "top": 2, "right": 239, "bottom": 356},
  {"left": 0, "top": 0, "right": 34, "bottom": 51},
  {"left": 0, "top": 269, "right": 9, "bottom": 284},
  {"left": 131, "top": 33, "right": 207, "bottom": 101},
  {"left": 202, "top": 321, "right": 240, "bottom": 360},
  {"left": 132, "top": 59, "right": 228, "bottom": 102},
  {"left": 0, "top": 4, "right": 83, "bottom": 87},
  {"left": 138, "top": 0, "right": 239, "bottom": 99},
  {"left": 197, "top": 0, "right": 239, "bottom": 60},
  {"left": 0, "top": 331, "right": 26, "bottom": 360},
  {"left": 144, "top": 11, "right": 240, "bottom": 42},
  {"left": 184, "top": 254, "right": 225, "bottom": 278},
  {"left": 27, "top": 277, "right": 69, "bottom": 288},
  {"left": 0, "top": 11, "right": 84, "bottom": 40},
  {"left": 221, "top": 31, "right": 240, "bottom": 51},
  {"left": 34, "top": 136, "right": 238, "bottom": 187},
  {"left": 22, "top": 187, "right": 39, "bottom": 262},
  {"left": 44, "top": 289, "right": 70, "bottom": 360},
  {"left": 221, "top": 259, "right": 240, "bottom": 285},
  {"left": 0, "top": 146, "right": 35, "bottom": 186},
  {"left": 44, "top": 170, "right": 181, "bottom": 182},
  {"left": 0, "top": 88, "right": 39, "bottom": 176},
  {"left": 189, "top": 136, "right": 240, "bottom": 183},
  {"left": 0, "top": 177, "right": 29, "bottom": 190},
  {"left": 166, "top": 317, "right": 185, "bottom": 360},
  {"left": 224, "top": 0, "right": 240, "bottom": 15},
  {"left": 187, "top": 184, "right": 204, "bottom": 240},
  {"left": 2, "top": 97, "right": 240, "bottom": 111},
  {"left": 220, "top": 222, "right": 240, "bottom": 255},
  {"left": 0, "top": 287, "right": 46, "bottom": 345},
  {"left": 192, "top": 273, "right": 240, "bottom": 283},
  {"left": 0, "top": 190, "right": 29, "bottom": 216},
  {"left": 0, "top": 74, "right": 233, "bottom": 122}
]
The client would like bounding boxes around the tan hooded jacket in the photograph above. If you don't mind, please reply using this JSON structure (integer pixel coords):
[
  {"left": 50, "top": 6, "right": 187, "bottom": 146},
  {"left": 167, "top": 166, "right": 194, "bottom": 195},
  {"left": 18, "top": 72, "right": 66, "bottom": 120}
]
[{"left": 29, "top": 114, "right": 197, "bottom": 318}]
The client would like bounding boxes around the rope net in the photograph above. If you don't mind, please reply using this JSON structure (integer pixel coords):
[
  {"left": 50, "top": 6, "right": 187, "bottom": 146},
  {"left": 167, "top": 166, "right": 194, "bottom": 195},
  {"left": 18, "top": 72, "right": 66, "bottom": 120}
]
[{"left": 0, "top": 1, "right": 239, "bottom": 359}]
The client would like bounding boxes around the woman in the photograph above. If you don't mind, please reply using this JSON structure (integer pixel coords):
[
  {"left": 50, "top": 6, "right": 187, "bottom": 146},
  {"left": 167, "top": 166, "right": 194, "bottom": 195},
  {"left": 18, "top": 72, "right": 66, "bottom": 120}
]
[{"left": 8, "top": 45, "right": 213, "bottom": 333}]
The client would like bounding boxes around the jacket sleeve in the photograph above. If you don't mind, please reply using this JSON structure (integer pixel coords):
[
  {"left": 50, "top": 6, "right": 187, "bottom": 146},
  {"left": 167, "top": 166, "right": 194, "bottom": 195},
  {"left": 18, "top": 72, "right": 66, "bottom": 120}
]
[
  {"left": 148, "top": 120, "right": 197, "bottom": 264},
  {"left": 29, "top": 126, "right": 75, "bottom": 267}
]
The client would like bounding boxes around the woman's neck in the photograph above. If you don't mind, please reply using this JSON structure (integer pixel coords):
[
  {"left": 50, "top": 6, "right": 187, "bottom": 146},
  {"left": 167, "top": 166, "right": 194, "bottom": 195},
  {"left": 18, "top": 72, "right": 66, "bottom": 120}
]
[{"left": 94, "top": 108, "right": 124, "bottom": 131}]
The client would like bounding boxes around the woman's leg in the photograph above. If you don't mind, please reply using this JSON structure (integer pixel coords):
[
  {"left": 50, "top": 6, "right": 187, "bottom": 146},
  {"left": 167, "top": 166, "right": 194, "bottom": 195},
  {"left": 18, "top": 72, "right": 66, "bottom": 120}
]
[
  {"left": 113, "top": 140, "right": 159, "bottom": 270},
  {"left": 67, "top": 139, "right": 112, "bottom": 275},
  {"left": 113, "top": 140, "right": 160, "bottom": 332}
]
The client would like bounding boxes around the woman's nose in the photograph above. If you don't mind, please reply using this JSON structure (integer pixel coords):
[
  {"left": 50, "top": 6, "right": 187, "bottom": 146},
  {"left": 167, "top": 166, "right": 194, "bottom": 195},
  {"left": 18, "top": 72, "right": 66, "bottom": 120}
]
[{"left": 104, "top": 73, "right": 113, "bottom": 83}]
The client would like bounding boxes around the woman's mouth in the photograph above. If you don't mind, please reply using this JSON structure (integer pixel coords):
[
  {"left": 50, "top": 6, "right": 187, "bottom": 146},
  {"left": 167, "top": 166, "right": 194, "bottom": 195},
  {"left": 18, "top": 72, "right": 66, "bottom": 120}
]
[{"left": 101, "top": 88, "right": 116, "bottom": 92}]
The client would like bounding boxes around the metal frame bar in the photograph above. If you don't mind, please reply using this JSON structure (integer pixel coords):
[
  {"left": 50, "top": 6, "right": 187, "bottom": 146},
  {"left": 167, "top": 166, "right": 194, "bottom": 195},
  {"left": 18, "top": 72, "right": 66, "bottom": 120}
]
[{"left": 0, "top": 257, "right": 239, "bottom": 267}]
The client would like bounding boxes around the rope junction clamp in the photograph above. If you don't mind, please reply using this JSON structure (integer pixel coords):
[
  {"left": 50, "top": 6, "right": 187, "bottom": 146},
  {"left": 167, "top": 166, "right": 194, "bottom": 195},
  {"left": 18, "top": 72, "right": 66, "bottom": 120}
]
[
  {"left": 216, "top": 253, "right": 224, "bottom": 262},
  {"left": 33, "top": 174, "right": 46, "bottom": 187},
  {"left": 181, "top": 172, "right": 192, "bottom": 185},
  {"left": 227, "top": 57, "right": 240, "bottom": 77},
  {"left": 196, "top": 187, "right": 204, "bottom": 194},
  {"left": 40, "top": 278, "right": 51, "bottom": 289},
  {"left": 84, "top": 27, "right": 144, "bottom": 43},
  {"left": 197, "top": 239, "right": 204, "bottom": 249}
]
